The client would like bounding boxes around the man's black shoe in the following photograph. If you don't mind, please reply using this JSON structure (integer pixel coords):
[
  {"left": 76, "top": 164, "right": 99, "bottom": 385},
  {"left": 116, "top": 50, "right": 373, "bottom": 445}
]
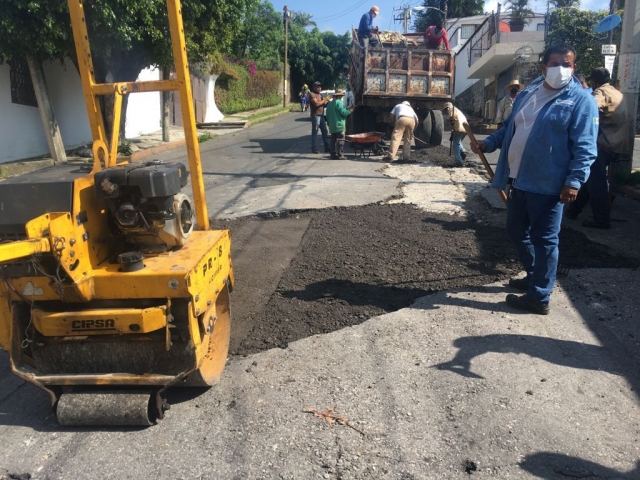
[
  {"left": 312, "top": 150, "right": 320, "bottom": 154},
  {"left": 508, "top": 277, "right": 529, "bottom": 291},
  {"left": 506, "top": 294, "right": 550, "bottom": 315},
  {"left": 582, "top": 219, "right": 610, "bottom": 229}
]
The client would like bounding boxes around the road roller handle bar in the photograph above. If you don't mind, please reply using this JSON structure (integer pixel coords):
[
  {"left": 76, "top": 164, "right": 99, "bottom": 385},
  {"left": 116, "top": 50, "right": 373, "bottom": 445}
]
[{"left": 66, "top": 0, "right": 210, "bottom": 230}]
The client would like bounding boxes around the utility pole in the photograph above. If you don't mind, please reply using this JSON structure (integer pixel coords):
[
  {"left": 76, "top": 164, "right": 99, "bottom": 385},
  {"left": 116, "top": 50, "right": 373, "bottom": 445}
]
[
  {"left": 618, "top": 0, "right": 640, "bottom": 174},
  {"left": 283, "top": 6, "right": 289, "bottom": 108},
  {"left": 608, "top": 0, "right": 617, "bottom": 45}
]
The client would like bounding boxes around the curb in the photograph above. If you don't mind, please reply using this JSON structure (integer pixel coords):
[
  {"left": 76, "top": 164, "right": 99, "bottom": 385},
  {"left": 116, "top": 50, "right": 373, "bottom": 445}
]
[
  {"left": 243, "top": 109, "right": 291, "bottom": 129},
  {"left": 130, "top": 139, "right": 186, "bottom": 162},
  {"left": 0, "top": 158, "right": 55, "bottom": 179}
]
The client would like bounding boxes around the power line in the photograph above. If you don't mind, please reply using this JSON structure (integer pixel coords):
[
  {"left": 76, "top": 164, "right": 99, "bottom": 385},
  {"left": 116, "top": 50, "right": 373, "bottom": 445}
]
[{"left": 313, "top": 0, "right": 370, "bottom": 22}]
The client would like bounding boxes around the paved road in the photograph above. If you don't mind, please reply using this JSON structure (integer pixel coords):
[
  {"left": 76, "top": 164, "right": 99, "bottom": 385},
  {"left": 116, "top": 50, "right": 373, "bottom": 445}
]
[
  {"left": 156, "top": 113, "right": 398, "bottom": 219},
  {"left": 0, "top": 112, "right": 638, "bottom": 479}
]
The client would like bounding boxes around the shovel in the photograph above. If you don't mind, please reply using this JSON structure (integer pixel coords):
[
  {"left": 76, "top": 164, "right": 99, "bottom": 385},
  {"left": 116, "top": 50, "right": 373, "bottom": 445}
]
[{"left": 463, "top": 122, "right": 508, "bottom": 205}]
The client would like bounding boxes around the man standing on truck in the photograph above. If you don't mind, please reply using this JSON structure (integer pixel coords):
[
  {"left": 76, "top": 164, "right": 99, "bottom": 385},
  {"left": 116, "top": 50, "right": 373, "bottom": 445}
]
[
  {"left": 386, "top": 101, "right": 419, "bottom": 162},
  {"left": 425, "top": 21, "right": 450, "bottom": 50},
  {"left": 358, "top": 6, "right": 380, "bottom": 47},
  {"left": 443, "top": 102, "right": 468, "bottom": 166},
  {"left": 471, "top": 43, "right": 598, "bottom": 315},
  {"left": 325, "top": 89, "right": 354, "bottom": 159},
  {"left": 309, "top": 81, "right": 331, "bottom": 154}
]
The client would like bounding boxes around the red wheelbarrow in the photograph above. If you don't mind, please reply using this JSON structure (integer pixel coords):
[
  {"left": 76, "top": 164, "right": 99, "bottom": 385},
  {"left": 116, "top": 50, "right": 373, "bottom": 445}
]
[{"left": 345, "top": 132, "right": 387, "bottom": 158}]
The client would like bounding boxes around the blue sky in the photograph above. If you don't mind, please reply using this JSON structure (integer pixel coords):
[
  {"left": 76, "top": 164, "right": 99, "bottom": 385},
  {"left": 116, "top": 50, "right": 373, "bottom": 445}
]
[{"left": 281, "top": 0, "right": 613, "bottom": 36}]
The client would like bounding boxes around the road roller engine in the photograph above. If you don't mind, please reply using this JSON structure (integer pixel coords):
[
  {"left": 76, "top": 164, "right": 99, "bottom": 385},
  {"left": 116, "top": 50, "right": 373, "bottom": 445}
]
[{"left": 0, "top": 0, "right": 233, "bottom": 426}]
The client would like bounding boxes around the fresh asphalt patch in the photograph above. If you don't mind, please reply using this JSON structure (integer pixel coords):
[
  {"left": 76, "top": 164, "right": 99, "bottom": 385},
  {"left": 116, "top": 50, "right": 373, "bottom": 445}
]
[{"left": 212, "top": 203, "right": 640, "bottom": 356}]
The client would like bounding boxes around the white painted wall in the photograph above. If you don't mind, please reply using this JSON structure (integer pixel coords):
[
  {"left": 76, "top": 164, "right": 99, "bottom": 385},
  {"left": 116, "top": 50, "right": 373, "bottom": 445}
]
[
  {"left": 0, "top": 61, "right": 161, "bottom": 164},
  {"left": 124, "top": 67, "right": 162, "bottom": 138}
]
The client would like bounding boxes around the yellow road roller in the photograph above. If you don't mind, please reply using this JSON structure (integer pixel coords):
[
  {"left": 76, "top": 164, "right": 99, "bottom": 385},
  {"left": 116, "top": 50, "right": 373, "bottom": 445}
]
[{"left": 0, "top": 0, "right": 233, "bottom": 425}]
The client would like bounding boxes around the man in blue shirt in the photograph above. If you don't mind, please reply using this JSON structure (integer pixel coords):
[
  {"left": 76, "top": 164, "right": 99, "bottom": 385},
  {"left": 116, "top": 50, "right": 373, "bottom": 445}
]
[
  {"left": 358, "top": 6, "right": 380, "bottom": 47},
  {"left": 472, "top": 44, "right": 598, "bottom": 315}
]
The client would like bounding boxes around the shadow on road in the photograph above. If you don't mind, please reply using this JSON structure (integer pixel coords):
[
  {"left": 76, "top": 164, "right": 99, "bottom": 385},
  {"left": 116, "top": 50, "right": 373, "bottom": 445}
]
[
  {"left": 432, "top": 333, "right": 625, "bottom": 379},
  {"left": 520, "top": 451, "right": 639, "bottom": 479}
]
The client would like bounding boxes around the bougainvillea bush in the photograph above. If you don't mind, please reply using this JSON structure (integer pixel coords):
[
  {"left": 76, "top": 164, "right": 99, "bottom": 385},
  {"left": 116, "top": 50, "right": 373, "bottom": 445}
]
[{"left": 214, "top": 56, "right": 281, "bottom": 114}]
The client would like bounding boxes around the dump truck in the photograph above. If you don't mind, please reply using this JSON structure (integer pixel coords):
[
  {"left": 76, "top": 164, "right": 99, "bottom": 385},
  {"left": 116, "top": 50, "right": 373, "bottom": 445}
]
[
  {"left": 0, "top": 0, "right": 232, "bottom": 426},
  {"left": 348, "top": 31, "right": 455, "bottom": 146}
]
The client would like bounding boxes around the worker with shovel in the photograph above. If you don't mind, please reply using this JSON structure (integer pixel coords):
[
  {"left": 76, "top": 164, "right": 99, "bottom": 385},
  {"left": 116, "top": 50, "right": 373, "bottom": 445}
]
[{"left": 443, "top": 102, "right": 468, "bottom": 167}]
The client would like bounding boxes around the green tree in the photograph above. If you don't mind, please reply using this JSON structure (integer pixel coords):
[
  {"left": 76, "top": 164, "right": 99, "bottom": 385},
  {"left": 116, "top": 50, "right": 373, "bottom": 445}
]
[
  {"left": 0, "top": 0, "right": 251, "bottom": 139},
  {"left": 546, "top": 9, "right": 622, "bottom": 79},
  {"left": 291, "top": 11, "right": 317, "bottom": 28},
  {"left": 287, "top": 21, "right": 351, "bottom": 94},
  {"left": 414, "top": 0, "right": 484, "bottom": 32},
  {"left": 550, "top": 0, "right": 581, "bottom": 8},
  {"left": 505, "top": 0, "right": 535, "bottom": 30},
  {"left": 231, "top": 1, "right": 283, "bottom": 70}
]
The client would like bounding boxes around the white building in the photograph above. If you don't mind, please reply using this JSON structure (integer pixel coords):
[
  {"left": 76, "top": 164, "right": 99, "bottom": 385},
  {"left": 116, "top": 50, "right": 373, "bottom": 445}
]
[
  {"left": 0, "top": 60, "right": 162, "bottom": 164},
  {"left": 447, "top": 14, "right": 491, "bottom": 96},
  {"left": 453, "top": 11, "right": 547, "bottom": 120}
]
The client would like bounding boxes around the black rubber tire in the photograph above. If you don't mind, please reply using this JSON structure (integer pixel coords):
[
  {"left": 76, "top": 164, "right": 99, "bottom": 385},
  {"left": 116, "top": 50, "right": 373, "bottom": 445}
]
[
  {"left": 414, "top": 116, "right": 430, "bottom": 150},
  {"left": 430, "top": 109, "right": 444, "bottom": 146}
]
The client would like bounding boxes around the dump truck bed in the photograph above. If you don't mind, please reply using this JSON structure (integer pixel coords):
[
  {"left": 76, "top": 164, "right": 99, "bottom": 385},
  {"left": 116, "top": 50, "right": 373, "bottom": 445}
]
[{"left": 350, "top": 32, "right": 455, "bottom": 109}]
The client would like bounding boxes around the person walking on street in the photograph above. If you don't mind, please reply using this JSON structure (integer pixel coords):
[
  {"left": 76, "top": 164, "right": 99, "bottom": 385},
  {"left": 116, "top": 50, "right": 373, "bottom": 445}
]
[
  {"left": 495, "top": 80, "right": 522, "bottom": 128},
  {"left": 443, "top": 102, "right": 468, "bottom": 166},
  {"left": 387, "top": 101, "right": 419, "bottom": 162},
  {"left": 299, "top": 84, "right": 310, "bottom": 112},
  {"left": 567, "top": 67, "right": 628, "bottom": 229},
  {"left": 309, "top": 81, "right": 331, "bottom": 154},
  {"left": 325, "top": 89, "right": 354, "bottom": 159},
  {"left": 471, "top": 43, "right": 598, "bottom": 315},
  {"left": 358, "top": 6, "right": 380, "bottom": 47}
]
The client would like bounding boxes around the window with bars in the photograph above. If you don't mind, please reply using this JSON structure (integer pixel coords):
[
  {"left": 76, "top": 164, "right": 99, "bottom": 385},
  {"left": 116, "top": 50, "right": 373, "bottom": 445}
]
[
  {"left": 537, "top": 23, "right": 545, "bottom": 31},
  {"left": 460, "top": 25, "right": 477, "bottom": 39},
  {"left": 10, "top": 59, "right": 38, "bottom": 108}
]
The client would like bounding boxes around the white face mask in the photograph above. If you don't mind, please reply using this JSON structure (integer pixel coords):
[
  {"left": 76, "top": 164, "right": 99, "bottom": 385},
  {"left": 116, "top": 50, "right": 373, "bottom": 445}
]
[{"left": 544, "top": 66, "right": 573, "bottom": 89}]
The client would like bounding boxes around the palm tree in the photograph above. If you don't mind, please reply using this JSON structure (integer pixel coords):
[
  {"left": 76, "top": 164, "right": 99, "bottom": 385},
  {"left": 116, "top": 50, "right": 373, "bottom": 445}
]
[
  {"left": 505, "top": 0, "right": 534, "bottom": 32},
  {"left": 292, "top": 11, "right": 317, "bottom": 28},
  {"left": 550, "top": 0, "right": 580, "bottom": 7}
]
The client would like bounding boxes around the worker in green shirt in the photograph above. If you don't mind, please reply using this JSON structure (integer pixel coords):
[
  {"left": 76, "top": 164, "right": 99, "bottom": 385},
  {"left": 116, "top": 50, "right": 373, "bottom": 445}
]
[{"left": 325, "top": 89, "right": 354, "bottom": 159}]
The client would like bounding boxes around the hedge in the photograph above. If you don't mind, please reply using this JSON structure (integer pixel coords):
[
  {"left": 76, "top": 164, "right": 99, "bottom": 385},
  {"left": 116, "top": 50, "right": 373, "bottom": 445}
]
[{"left": 215, "top": 67, "right": 282, "bottom": 115}]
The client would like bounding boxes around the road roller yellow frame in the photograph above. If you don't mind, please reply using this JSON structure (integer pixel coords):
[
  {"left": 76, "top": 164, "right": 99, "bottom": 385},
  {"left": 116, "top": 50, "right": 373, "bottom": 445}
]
[{"left": 0, "top": 0, "right": 234, "bottom": 425}]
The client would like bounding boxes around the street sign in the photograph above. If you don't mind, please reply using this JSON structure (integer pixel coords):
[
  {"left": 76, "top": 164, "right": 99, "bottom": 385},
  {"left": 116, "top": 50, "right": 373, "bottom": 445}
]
[
  {"left": 594, "top": 14, "right": 622, "bottom": 33},
  {"left": 619, "top": 52, "right": 640, "bottom": 93},
  {"left": 601, "top": 44, "right": 617, "bottom": 55},
  {"left": 604, "top": 55, "right": 616, "bottom": 74}
]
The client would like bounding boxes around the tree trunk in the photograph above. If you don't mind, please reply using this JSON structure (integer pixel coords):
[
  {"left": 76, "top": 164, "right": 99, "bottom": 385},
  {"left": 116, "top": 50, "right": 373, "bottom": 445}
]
[
  {"left": 162, "top": 66, "right": 171, "bottom": 142},
  {"left": 26, "top": 56, "right": 67, "bottom": 163}
]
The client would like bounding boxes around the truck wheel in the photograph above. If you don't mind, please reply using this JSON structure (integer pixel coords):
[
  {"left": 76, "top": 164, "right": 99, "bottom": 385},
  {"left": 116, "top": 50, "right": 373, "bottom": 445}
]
[
  {"left": 414, "top": 116, "right": 429, "bottom": 150},
  {"left": 430, "top": 109, "right": 444, "bottom": 146},
  {"left": 418, "top": 114, "right": 432, "bottom": 150}
]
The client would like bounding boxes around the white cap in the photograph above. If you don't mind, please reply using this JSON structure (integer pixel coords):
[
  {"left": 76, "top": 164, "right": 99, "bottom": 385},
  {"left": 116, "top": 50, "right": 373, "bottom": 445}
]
[{"left": 401, "top": 101, "right": 410, "bottom": 106}]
